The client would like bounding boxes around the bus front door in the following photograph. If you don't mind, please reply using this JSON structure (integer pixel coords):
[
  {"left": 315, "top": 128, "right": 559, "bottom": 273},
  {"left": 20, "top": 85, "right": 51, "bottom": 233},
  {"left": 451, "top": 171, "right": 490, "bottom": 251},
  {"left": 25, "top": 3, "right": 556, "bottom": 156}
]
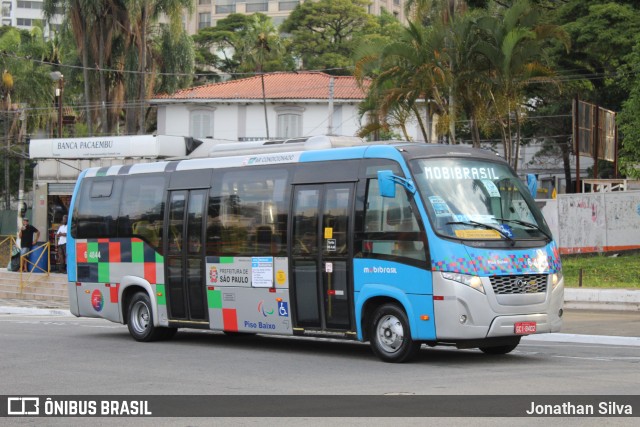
[
  {"left": 291, "top": 183, "right": 354, "bottom": 332},
  {"left": 165, "top": 189, "right": 208, "bottom": 323}
]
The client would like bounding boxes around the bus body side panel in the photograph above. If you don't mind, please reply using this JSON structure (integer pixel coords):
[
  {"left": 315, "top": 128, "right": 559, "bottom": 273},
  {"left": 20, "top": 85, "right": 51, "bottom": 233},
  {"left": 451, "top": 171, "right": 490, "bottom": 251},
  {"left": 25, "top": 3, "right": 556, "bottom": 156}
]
[
  {"left": 205, "top": 256, "right": 293, "bottom": 335},
  {"left": 353, "top": 258, "right": 435, "bottom": 341},
  {"left": 73, "top": 237, "right": 169, "bottom": 327},
  {"left": 430, "top": 240, "right": 564, "bottom": 340},
  {"left": 66, "top": 169, "right": 89, "bottom": 317}
]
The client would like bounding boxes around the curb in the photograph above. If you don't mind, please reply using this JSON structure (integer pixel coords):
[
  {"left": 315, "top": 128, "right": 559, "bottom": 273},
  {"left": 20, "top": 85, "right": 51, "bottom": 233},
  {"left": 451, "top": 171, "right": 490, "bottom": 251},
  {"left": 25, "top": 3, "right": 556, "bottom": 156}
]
[
  {"left": 0, "top": 306, "right": 73, "bottom": 316},
  {"left": 523, "top": 333, "right": 640, "bottom": 347},
  {"left": 564, "top": 288, "right": 640, "bottom": 311}
]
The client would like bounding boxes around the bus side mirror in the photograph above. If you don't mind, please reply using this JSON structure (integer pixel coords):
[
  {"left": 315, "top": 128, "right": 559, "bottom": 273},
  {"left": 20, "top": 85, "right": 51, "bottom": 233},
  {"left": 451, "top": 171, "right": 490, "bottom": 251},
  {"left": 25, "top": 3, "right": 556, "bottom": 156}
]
[
  {"left": 377, "top": 170, "right": 416, "bottom": 198},
  {"left": 378, "top": 170, "right": 396, "bottom": 198}
]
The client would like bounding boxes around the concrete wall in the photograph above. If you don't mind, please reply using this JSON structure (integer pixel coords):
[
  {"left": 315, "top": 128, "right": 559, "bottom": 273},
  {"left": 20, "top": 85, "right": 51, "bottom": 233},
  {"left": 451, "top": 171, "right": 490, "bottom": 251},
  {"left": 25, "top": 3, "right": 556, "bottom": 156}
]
[
  {"left": 158, "top": 102, "right": 366, "bottom": 140},
  {"left": 539, "top": 191, "right": 640, "bottom": 254}
]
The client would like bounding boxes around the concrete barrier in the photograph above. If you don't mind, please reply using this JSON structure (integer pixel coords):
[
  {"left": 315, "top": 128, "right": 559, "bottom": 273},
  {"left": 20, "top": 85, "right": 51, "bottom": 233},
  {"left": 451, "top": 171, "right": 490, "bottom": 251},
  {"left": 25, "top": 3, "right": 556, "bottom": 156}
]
[{"left": 565, "top": 288, "right": 640, "bottom": 311}]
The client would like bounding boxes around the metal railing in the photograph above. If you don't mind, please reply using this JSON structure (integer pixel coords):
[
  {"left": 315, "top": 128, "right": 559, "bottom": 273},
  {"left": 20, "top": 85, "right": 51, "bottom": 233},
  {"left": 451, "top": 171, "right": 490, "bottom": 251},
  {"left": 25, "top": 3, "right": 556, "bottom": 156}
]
[{"left": 0, "top": 235, "right": 51, "bottom": 292}]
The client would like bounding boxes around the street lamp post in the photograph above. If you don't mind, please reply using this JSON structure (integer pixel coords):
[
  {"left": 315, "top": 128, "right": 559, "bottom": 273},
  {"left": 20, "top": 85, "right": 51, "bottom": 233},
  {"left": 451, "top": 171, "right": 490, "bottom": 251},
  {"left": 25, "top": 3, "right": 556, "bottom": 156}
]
[{"left": 49, "top": 71, "right": 64, "bottom": 138}]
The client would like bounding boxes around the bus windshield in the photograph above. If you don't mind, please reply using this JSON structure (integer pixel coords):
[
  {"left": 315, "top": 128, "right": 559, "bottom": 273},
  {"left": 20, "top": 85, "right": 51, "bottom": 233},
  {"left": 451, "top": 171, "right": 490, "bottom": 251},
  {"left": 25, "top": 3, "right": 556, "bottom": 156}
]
[{"left": 411, "top": 157, "right": 552, "bottom": 242}]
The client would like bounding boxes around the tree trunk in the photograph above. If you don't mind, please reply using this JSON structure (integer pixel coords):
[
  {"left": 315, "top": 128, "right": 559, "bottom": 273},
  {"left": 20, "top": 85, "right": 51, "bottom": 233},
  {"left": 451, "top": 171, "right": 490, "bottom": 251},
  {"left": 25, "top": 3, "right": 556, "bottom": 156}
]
[
  {"left": 138, "top": 6, "right": 147, "bottom": 135},
  {"left": 514, "top": 106, "right": 521, "bottom": 172},
  {"left": 99, "top": 20, "right": 108, "bottom": 135},
  {"left": 561, "top": 137, "right": 572, "bottom": 193},
  {"left": 82, "top": 29, "right": 93, "bottom": 136},
  {"left": 412, "top": 104, "right": 429, "bottom": 143}
]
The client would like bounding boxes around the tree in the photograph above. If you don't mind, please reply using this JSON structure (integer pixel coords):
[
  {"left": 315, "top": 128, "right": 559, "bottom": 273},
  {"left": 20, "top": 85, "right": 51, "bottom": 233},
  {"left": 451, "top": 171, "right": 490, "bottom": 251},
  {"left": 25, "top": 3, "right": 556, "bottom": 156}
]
[
  {"left": 0, "top": 27, "right": 53, "bottom": 208},
  {"left": 618, "top": 40, "right": 640, "bottom": 178},
  {"left": 474, "top": 0, "right": 568, "bottom": 169},
  {"left": 538, "top": 0, "right": 640, "bottom": 184},
  {"left": 281, "top": 0, "right": 377, "bottom": 75},
  {"left": 44, "top": 0, "right": 97, "bottom": 135},
  {"left": 125, "top": 0, "right": 193, "bottom": 134},
  {"left": 355, "top": 20, "right": 448, "bottom": 142}
]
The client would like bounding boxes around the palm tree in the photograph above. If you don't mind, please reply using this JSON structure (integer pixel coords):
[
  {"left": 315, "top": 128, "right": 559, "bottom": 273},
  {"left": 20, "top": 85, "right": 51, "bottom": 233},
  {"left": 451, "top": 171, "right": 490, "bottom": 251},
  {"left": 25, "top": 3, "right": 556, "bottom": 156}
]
[
  {"left": 0, "top": 26, "right": 55, "bottom": 208},
  {"left": 237, "top": 15, "right": 284, "bottom": 74},
  {"left": 125, "top": 0, "right": 193, "bottom": 134},
  {"left": 356, "top": 20, "right": 449, "bottom": 142},
  {"left": 44, "top": 0, "right": 98, "bottom": 135},
  {"left": 475, "top": 0, "right": 569, "bottom": 168}
]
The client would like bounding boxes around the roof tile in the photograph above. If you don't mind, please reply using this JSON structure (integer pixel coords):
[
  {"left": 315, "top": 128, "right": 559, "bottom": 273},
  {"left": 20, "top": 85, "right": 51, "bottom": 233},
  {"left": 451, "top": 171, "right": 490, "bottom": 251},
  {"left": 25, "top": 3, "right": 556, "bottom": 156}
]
[{"left": 154, "top": 72, "right": 369, "bottom": 100}]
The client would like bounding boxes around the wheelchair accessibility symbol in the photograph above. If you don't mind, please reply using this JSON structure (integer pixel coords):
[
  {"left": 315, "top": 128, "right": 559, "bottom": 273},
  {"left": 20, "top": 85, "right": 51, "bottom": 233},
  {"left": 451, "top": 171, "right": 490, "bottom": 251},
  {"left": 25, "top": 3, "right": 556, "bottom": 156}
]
[{"left": 278, "top": 302, "right": 289, "bottom": 317}]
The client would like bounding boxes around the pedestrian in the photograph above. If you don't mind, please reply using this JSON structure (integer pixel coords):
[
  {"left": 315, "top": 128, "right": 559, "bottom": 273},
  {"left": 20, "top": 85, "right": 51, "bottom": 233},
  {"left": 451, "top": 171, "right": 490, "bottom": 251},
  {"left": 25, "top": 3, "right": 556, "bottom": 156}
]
[
  {"left": 18, "top": 218, "right": 40, "bottom": 272},
  {"left": 56, "top": 215, "right": 68, "bottom": 274}
]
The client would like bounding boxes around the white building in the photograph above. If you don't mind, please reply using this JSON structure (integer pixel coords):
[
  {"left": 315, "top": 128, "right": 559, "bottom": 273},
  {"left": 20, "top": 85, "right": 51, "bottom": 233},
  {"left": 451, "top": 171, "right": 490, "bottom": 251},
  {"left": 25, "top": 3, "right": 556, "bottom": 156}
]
[
  {"left": 151, "top": 71, "right": 427, "bottom": 142},
  {"left": 1, "top": 0, "right": 62, "bottom": 33}
]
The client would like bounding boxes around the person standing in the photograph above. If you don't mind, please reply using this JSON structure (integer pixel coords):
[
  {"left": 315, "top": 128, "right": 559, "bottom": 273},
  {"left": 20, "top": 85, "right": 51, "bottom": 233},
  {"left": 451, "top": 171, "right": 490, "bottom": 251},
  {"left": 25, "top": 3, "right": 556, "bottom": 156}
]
[
  {"left": 18, "top": 218, "right": 40, "bottom": 272},
  {"left": 56, "top": 215, "right": 68, "bottom": 274}
]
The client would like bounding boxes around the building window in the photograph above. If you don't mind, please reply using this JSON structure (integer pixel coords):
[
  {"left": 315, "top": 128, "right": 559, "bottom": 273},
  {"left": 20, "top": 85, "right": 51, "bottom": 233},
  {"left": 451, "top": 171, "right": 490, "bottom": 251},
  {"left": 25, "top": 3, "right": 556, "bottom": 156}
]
[
  {"left": 279, "top": 1, "right": 299, "bottom": 11},
  {"left": 246, "top": 1, "right": 268, "bottom": 13},
  {"left": 198, "top": 0, "right": 211, "bottom": 4},
  {"left": 275, "top": 106, "right": 304, "bottom": 139},
  {"left": 215, "top": 0, "right": 235, "bottom": 14},
  {"left": 17, "top": 1, "right": 43, "bottom": 9},
  {"left": 198, "top": 12, "right": 211, "bottom": 29},
  {"left": 16, "top": 18, "right": 41, "bottom": 26},
  {"left": 190, "top": 109, "right": 214, "bottom": 138}
]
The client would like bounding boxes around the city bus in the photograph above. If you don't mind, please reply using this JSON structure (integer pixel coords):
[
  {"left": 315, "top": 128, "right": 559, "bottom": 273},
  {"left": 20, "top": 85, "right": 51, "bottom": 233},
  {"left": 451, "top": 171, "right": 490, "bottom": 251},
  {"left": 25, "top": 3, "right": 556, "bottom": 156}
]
[{"left": 66, "top": 136, "right": 563, "bottom": 362}]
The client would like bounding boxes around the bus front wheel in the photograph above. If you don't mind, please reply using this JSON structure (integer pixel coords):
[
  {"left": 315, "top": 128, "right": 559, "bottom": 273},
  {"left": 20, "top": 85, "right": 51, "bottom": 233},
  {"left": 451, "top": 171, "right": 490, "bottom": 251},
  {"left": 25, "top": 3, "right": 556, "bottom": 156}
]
[
  {"left": 127, "top": 292, "right": 176, "bottom": 342},
  {"left": 369, "top": 303, "right": 421, "bottom": 363}
]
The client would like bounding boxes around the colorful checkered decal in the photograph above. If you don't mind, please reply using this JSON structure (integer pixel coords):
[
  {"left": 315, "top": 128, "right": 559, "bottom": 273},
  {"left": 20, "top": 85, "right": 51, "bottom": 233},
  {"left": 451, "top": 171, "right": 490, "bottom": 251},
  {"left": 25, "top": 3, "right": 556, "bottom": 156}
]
[
  {"left": 75, "top": 238, "right": 165, "bottom": 302},
  {"left": 431, "top": 242, "right": 561, "bottom": 275}
]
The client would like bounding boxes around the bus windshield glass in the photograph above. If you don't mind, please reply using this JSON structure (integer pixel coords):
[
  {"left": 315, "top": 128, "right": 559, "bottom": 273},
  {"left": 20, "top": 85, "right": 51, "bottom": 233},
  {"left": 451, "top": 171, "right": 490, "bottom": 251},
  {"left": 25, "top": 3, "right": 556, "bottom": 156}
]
[{"left": 411, "top": 158, "right": 552, "bottom": 241}]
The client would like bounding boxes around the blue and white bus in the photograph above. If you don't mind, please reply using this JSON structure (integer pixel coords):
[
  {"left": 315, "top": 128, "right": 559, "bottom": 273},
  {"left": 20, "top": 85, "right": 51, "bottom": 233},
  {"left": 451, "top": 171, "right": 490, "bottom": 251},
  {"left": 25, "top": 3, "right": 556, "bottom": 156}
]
[{"left": 67, "top": 136, "right": 563, "bottom": 362}]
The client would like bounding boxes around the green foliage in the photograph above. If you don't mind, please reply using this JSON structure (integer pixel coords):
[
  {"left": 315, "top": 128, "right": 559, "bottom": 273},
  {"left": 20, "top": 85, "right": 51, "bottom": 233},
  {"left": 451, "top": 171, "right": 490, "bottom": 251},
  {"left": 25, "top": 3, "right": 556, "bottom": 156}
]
[
  {"left": 155, "top": 28, "right": 195, "bottom": 94},
  {"left": 562, "top": 251, "right": 640, "bottom": 288},
  {"left": 281, "top": 0, "right": 378, "bottom": 74},
  {"left": 193, "top": 13, "right": 293, "bottom": 78}
]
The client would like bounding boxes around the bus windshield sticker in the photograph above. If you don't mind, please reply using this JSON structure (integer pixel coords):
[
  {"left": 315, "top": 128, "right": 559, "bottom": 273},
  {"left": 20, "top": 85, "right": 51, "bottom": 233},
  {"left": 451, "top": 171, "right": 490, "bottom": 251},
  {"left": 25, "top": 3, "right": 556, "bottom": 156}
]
[
  {"left": 454, "top": 229, "right": 501, "bottom": 239},
  {"left": 481, "top": 180, "right": 500, "bottom": 197},
  {"left": 252, "top": 257, "right": 274, "bottom": 288},
  {"left": 423, "top": 166, "right": 500, "bottom": 180},
  {"left": 428, "top": 196, "right": 453, "bottom": 217}
]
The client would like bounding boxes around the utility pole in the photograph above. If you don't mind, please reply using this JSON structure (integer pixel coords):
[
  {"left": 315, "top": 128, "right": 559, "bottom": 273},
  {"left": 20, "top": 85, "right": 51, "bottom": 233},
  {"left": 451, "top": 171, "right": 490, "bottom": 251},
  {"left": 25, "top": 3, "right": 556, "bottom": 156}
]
[
  {"left": 261, "top": 73, "right": 269, "bottom": 139},
  {"left": 327, "top": 76, "right": 334, "bottom": 135}
]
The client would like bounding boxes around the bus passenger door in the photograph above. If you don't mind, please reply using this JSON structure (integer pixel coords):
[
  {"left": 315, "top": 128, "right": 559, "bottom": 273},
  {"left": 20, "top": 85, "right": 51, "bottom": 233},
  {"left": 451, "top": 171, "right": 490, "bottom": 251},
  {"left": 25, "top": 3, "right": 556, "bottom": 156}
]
[
  {"left": 291, "top": 183, "right": 353, "bottom": 331},
  {"left": 165, "top": 189, "right": 208, "bottom": 323}
]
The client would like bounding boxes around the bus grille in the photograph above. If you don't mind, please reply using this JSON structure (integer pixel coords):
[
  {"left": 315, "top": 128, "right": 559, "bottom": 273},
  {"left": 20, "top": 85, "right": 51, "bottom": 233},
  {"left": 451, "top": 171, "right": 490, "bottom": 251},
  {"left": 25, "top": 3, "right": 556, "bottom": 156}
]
[{"left": 490, "top": 274, "right": 547, "bottom": 294}]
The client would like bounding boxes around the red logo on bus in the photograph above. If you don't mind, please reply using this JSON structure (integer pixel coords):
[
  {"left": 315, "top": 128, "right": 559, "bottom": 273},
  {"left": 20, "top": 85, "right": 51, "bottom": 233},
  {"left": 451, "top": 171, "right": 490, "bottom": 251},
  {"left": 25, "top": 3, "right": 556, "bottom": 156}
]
[
  {"left": 209, "top": 266, "right": 218, "bottom": 283},
  {"left": 91, "top": 289, "right": 104, "bottom": 312}
]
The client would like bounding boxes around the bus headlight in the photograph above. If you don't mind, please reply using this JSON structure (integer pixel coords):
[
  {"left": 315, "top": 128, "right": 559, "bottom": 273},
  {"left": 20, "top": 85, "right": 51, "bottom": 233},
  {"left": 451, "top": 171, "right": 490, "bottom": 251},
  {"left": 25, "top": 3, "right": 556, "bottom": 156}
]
[
  {"left": 551, "top": 270, "right": 563, "bottom": 289},
  {"left": 442, "top": 272, "right": 485, "bottom": 294}
]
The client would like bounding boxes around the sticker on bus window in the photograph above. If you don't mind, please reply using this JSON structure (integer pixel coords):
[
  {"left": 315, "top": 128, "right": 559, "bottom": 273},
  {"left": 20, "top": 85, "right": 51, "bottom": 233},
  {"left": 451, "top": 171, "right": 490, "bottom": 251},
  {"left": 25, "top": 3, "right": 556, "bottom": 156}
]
[
  {"left": 481, "top": 180, "right": 500, "bottom": 197},
  {"left": 454, "top": 229, "right": 502, "bottom": 239},
  {"left": 429, "top": 196, "right": 452, "bottom": 217}
]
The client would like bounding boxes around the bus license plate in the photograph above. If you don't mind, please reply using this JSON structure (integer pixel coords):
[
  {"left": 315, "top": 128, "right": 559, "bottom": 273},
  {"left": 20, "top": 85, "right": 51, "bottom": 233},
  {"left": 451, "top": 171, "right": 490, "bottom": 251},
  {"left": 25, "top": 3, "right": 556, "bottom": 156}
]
[{"left": 514, "top": 322, "right": 537, "bottom": 334}]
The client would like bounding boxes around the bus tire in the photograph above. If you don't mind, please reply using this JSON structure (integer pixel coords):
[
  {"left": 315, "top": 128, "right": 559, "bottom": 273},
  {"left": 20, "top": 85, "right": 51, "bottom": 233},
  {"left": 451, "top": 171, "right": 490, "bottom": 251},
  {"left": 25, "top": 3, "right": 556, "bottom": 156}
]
[
  {"left": 369, "top": 303, "right": 421, "bottom": 363},
  {"left": 127, "top": 292, "right": 167, "bottom": 342},
  {"left": 479, "top": 338, "right": 521, "bottom": 355}
]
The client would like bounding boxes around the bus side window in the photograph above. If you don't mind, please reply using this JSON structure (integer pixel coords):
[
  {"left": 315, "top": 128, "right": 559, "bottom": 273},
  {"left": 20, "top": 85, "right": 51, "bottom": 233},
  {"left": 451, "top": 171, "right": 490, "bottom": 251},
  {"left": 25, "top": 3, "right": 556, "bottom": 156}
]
[{"left": 362, "top": 178, "right": 426, "bottom": 262}]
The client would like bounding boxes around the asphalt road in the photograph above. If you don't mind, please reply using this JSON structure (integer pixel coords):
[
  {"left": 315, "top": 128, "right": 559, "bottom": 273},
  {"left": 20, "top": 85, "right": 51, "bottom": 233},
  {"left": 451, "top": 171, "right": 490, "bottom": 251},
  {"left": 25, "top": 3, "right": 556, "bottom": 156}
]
[{"left": 0, "top": 313, "right": 638, "bottom": 425}]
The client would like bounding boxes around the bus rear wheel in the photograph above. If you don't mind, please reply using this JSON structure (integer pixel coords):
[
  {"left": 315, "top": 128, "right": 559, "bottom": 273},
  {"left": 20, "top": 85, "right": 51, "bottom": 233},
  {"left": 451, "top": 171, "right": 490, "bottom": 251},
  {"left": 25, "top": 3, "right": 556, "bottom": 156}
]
[
  {"left": 127, "top": 292, "right": 176, "bottom": 342},
  {"left": 369, "top": 303, "right": 421, "bottom": 363}
]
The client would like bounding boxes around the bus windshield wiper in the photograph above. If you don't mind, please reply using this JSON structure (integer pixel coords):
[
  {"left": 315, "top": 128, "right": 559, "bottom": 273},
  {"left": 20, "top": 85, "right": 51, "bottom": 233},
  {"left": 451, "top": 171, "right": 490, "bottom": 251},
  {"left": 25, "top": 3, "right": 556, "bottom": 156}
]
[
  {"left": 495, "top": 218, "right": 553, "bottom": 241},
  {"left": 446, "top": 220, "right": 515, "bottom": 245}
]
